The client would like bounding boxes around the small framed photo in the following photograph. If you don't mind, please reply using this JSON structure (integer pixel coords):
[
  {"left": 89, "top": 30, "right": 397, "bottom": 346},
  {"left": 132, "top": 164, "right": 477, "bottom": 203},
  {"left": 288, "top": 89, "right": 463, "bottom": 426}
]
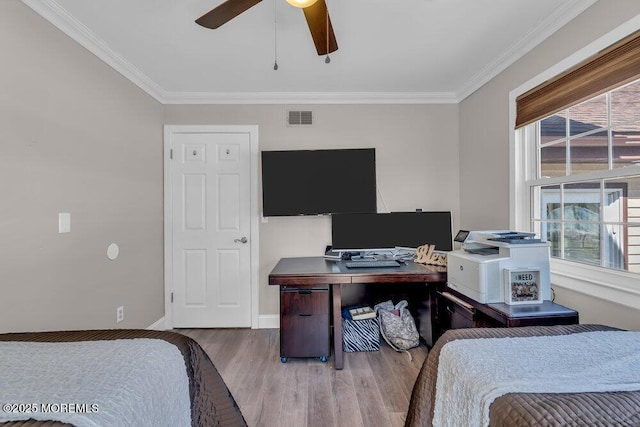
[{"left": 504, "top": 268, "right": 543, "bottom": 305}]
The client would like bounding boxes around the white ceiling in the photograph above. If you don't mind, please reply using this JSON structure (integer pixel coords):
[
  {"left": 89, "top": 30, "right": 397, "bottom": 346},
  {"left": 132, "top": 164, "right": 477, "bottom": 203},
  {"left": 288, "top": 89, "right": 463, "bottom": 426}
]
[{"left": 22, "top": 0, "right": 597, "bottom": 104}]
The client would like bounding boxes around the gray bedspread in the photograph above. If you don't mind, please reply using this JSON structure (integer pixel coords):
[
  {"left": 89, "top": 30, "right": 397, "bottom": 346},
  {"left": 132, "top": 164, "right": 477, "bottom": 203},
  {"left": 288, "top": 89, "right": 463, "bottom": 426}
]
[
  {"left": 0, "top": 329, "right": 247, "bottom": 427},
  {"left": 405, "top": 324, "right": 640, "bottom": 427}
]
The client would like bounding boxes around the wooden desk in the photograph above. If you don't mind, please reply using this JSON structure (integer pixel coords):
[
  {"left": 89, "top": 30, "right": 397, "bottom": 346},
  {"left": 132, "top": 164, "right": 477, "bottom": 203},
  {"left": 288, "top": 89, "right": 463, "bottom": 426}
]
[
  {"left": 437, "top": 288, "right": 579, "bottom": 340},
  {"left": 268, "top": 256, "right": 446, "bottom": 369}
]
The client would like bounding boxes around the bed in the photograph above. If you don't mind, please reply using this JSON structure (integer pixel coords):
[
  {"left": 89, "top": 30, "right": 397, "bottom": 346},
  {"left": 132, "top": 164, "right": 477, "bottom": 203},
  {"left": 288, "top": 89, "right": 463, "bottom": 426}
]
[
  {"left": 405, "top": 324, "right": 640, "bottom": 427},
  {"left": 0, "top": 329, "right": 247, "bottom": 427}
]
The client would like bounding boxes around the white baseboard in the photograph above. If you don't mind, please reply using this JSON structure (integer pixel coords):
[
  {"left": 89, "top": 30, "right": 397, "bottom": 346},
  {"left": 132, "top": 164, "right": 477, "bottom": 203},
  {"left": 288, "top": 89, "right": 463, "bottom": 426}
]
[
  {"left": 147, "top": 317, "right": 166, "bottom": 330},
  {"left": 149, "top": 315, "right": 276, "bottom": 330},
  {"left": 257, "top": 314, "right": 279, "bottom": 329}
]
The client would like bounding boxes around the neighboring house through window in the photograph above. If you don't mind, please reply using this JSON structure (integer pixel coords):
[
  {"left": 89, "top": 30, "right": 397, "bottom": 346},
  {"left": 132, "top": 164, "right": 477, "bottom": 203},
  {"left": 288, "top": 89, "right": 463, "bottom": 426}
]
[{"left": 529, "top": 80, "right": 640, "bottom": 274}]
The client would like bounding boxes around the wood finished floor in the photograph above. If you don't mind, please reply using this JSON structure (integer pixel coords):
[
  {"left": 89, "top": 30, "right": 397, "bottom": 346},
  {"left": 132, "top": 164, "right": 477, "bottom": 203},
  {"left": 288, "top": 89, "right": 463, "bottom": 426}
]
[{"left": 178, "top": 328, "right": 428, "bottom": 427}]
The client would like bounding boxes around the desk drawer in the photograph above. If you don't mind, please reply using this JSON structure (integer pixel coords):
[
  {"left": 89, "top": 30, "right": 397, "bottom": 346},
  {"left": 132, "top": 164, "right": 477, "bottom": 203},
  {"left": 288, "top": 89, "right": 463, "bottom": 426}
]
[
  {"left": 438, "top": 291, "right": 476, "bottom": 330},
  {"left": 281, "top": 286, "right": 329, "bottom": 316},
  {"left": 446, "top": 300, "right": 475, "bottom": 329},
  {"left": 280, "top": 314, "right": 330, "bottom": 358}
]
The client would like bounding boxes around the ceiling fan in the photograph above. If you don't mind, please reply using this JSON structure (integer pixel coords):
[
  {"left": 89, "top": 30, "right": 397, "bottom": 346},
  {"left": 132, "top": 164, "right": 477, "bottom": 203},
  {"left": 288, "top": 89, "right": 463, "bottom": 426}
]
[{"left": 195, "top": 0, "right": 338, "bottom": 56}]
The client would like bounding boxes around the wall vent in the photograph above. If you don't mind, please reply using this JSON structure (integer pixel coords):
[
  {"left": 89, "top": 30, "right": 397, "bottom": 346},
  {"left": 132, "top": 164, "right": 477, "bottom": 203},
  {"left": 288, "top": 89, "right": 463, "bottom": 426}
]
[{"left": 287, "top": 110, "right": 313, "bottom": 126}]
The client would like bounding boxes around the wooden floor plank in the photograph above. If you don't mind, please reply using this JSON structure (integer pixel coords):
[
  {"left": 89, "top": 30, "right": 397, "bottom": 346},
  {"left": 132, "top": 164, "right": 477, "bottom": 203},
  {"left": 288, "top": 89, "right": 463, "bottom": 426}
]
[
  {"left": 328, "top": 364, "right": 365, "bottom": 427},
  {"left": 179, "top": 328, "right": 425, "bottom": 427},
  {"left": 204, "top": 328, "right": 251, "bottom": 372},
  {"left": 234, "top": 329, "right": 275, "bottom": 405},
  {"left": 347, "top": 351, "right": 393, "bottom": 426},
  {"left": 249, "top": 330, "right": 289, "bottom": 427},
  {"left": 379, "top": 341, "right": 429, "bottom": 399},
  {"left": 279, "top": 359, "right": 310, "bottom": 427},
  {"left": 307, "top": 363, "right": 338, "bottom": 426},
  {"left": 217, "top": 331, "right": 253, "bottom": 388},
  {"left": 251, "top": 356, "right": 288, "bottom": 427},
  {"left": 389, "top": 411, "right": 408, "bottom": 427},
  {"left": 364, "top": 346, "right": 409, "bottom": 411}
]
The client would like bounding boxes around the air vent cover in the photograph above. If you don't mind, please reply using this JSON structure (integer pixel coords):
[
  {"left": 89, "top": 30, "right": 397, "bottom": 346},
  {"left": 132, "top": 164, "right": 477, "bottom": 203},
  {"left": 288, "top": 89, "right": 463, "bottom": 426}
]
[{"left": 287, "top": 110, "right": 313, "bottom": 126}]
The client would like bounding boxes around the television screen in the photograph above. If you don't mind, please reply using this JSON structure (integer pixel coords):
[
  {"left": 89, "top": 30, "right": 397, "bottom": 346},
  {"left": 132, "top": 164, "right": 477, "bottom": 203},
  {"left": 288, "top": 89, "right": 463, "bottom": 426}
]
[
  {"left": 331, "top": 211, "right": 453, "bottom": 251},
  {"left": 261, "top": 148, "right": 377, "bottom": 216}
]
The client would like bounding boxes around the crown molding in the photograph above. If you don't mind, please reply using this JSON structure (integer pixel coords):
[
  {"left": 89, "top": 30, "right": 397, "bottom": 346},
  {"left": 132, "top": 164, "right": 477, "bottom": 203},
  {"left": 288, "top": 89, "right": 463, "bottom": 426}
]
[
  {"left": 21, "top": 0, "right": 166, "bottom": 103},
  {"left": 19, "top": 0, "right": 457, "bottom": 105},
  {"left": 161, "top": 91, "right": 459, "bottom": 105},
  {"left": 22, "top": 0, "right": 596, "bottom": 106},
  {"left": 455, "top": 0, "right": 598, "bottom": 101}
]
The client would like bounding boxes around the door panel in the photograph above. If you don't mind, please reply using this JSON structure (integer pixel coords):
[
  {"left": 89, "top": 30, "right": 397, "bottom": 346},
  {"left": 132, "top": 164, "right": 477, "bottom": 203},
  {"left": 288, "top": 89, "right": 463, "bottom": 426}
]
[
  {"left": 218, "top": 174, "right": 240, "bottom": 230},
  {"left": 184, "top": 249, "right": 206, "bottom": 306},
  {"left": 184, "top": 174, "right": 206, "bottom": 230},
  {"left": 170, "top": 131, "right": 252, "bottom": 328},
  {"left": 217, "top": 249, "right": 241, "bottom": 306}
]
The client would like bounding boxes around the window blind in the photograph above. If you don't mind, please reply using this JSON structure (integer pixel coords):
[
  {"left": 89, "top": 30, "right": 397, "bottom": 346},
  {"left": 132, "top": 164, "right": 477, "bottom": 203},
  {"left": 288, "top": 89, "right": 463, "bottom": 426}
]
[{"left": 515, "top": 30, "right": 640, "bottom": 129}]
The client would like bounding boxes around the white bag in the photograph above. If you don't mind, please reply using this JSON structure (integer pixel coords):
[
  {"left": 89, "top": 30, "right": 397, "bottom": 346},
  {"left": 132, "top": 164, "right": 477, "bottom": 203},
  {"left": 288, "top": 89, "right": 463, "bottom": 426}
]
[{"left": 374, "top": 300, "right": 420, "bottom": 353}]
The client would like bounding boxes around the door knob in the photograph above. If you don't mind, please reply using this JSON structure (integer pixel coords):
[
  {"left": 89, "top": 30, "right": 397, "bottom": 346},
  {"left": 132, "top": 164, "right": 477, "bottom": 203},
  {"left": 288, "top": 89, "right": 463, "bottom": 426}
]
[{"left": 234, "top": 237, "right": 248, "bottom": 244}]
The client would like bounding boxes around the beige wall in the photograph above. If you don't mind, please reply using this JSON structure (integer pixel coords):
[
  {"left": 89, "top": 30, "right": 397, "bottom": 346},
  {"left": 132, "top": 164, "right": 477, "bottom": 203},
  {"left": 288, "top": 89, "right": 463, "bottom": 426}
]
[
  {"left": 7, "top": 0, "right": 638, "bottom": 332},
  {"left": 458, "top": 0, "right": 640, "bottom": 329},
  {"left": 2, "top": 1, "right": 459, "bottom": 331},
  {"left": 0, "top": 1, "right": 164, "bottom": 332},
  {"left": 164, "top": 104, "right": 460, "bottom": 315},
  {"left": 554, "top": 287, "right": 640, "bottom": 331}
]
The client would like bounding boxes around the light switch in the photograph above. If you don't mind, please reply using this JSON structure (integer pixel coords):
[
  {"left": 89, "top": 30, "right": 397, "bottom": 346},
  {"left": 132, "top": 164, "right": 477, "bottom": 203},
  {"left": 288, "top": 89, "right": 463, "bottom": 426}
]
[{"left": 58, "top": 213, "right": 71, "bottom": 233}]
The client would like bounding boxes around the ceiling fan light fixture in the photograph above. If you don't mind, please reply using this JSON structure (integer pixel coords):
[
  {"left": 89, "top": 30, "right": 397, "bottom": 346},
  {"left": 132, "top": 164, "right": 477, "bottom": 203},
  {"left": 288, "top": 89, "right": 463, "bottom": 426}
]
[{"left": 286, "top": 0, "right": 318, "bottom": 9}]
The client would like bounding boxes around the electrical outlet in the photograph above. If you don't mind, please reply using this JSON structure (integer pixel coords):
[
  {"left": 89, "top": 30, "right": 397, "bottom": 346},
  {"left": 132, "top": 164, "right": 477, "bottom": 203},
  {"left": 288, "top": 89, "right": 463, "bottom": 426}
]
[{"left": 116, "top": 306, "right": 124, "bottom": 323}]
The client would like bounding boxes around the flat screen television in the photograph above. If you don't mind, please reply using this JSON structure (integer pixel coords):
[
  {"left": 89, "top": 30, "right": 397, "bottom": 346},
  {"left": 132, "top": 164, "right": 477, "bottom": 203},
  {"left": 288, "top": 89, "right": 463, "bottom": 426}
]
[
  {"left": 261, "top": 148, "right": 377, "bottom": 216},
  {"left": 331, "top": 211, "right": 453, "bottom": 251}
]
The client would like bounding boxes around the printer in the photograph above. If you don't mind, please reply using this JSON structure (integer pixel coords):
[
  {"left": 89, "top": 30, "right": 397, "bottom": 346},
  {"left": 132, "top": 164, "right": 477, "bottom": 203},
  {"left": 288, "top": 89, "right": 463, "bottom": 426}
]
[{"left": 446, "top": 230, "right": 551, "bottom": 304}]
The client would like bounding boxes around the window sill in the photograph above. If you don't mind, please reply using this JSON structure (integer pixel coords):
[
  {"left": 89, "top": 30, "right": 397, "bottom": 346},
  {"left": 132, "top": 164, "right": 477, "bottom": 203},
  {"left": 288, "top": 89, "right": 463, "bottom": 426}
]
[{"left": 550, "top": 259, "right": 640, "bottom": 310}]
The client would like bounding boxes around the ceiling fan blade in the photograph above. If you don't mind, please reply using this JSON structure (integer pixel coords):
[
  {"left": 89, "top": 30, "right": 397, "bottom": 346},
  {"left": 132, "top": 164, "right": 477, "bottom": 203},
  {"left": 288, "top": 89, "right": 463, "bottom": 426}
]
[
  {"left": 302, "top": 0, "right": 338, "bottom": 56},
  {"left": 195, "top": 0, "right": 263, "bottom": 29}
]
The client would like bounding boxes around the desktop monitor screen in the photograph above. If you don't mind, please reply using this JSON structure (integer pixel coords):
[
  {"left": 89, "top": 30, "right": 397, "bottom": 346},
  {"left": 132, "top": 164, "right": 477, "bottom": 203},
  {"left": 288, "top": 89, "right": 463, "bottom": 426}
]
[{"left": 331, "top": 211, "right": 453, "bottom": 252}]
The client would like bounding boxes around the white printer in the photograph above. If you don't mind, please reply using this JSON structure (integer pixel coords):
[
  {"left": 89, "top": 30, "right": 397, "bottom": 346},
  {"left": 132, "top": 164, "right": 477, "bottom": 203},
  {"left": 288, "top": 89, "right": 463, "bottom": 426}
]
[{"left": 446, "top": 230, "right": 551, "bottom": 304}]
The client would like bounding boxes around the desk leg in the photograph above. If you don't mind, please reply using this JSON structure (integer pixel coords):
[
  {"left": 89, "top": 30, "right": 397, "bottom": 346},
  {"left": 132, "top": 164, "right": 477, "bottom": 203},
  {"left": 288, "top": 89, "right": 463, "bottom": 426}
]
[
  {"left": 426, "top": 283, "right": 445, "bottom": 347},
  {"left": 332, "top": 283, "right": 343, "bottom": 370},
  {"left": 428, "top": 285, "right": 437, "bottom": 347}
]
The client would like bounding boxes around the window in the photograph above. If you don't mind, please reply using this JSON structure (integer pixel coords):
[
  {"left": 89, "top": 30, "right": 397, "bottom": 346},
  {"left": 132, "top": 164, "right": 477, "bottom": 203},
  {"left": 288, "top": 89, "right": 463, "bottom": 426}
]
[
  {"left": 511, "top": 25, "right": 640, "bottom": 307},
  {"left": 522, "top": 81, "right": 640, "bottom": 274}
]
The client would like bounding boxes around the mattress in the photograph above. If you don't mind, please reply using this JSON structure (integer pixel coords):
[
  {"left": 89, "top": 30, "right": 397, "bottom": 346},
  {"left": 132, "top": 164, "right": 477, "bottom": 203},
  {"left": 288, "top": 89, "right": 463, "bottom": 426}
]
[
  {"left": 0, "top": 329, "right": 247, "bottom": 427},
  {"left": 405, "top": 324, "right": 640, "bottom": 427}
]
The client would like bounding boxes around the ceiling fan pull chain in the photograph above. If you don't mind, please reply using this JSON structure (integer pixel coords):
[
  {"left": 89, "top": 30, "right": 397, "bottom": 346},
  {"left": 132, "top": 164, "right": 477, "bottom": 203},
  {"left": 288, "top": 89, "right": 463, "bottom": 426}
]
[
  {"left": 324, "top": 0, "right": 330, "bottom": 64},
  {"left": 273, "top": 0, "right": 279, "bottom": 70}
]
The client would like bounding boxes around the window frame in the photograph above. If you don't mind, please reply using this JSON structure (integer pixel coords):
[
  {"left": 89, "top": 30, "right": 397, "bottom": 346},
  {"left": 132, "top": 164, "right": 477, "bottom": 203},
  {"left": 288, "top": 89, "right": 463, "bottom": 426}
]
[{"left": 509, "top": 16, "right": 640, "bottom": 310}]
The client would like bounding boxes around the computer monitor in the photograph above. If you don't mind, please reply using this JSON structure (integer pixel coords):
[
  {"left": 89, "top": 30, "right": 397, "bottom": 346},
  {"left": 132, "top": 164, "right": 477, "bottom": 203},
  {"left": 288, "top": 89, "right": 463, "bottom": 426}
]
[
  {"left": 261, "top": 148, "right": 376, "bottom": 216},
  {"left": 331, "top": 211, "right": 453, "bottom": 252}
]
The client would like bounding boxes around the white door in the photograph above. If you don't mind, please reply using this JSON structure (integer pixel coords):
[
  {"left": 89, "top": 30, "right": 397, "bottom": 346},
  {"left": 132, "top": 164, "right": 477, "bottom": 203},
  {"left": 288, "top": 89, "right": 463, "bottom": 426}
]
[{"left": 167, "top": 128, "right": 253, "bottom": 328}]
